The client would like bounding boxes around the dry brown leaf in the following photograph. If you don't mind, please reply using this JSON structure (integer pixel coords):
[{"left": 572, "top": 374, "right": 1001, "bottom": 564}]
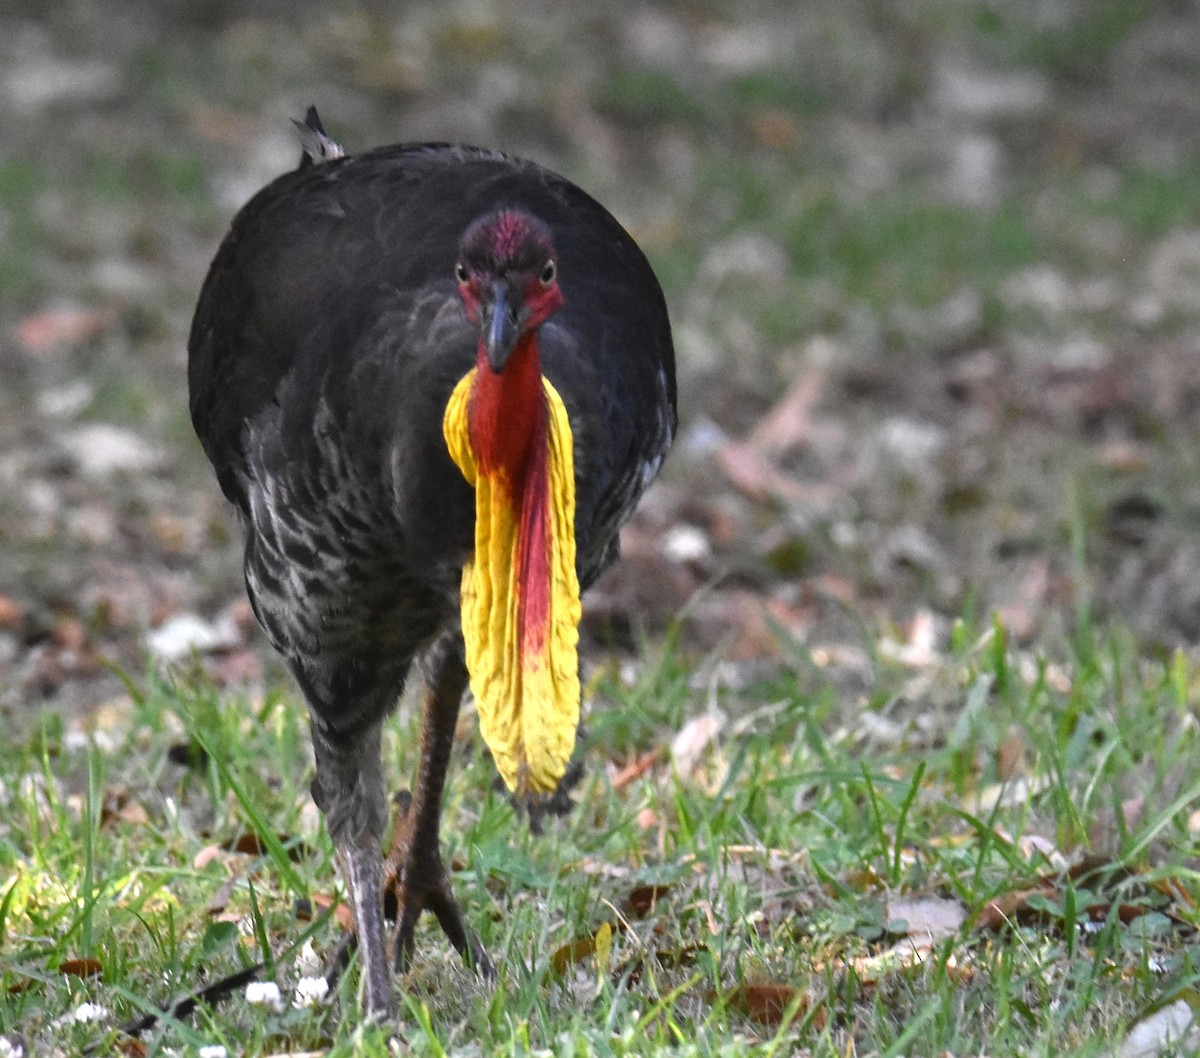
[
  {"left": 745, "top": 371, "right": 826, "bottom": 455},
  {"left": 210, "top": 648, "right": 265, "bottom": 688},
  {"left": 721, "top": 982, "right": 819, "bottom": 1028},
  {"left": 148, "top": 512, "right": 195, "bottom": 555},
  {"left": 193, "top": 844, "right": 223, "bottom": 870},
  {"left": 101, "top": 786, "right": 150, "bottom": 827},
  {"left": 1016, "top": 833, "right": 1068, "bottom": 869},
  {"left": 964, "top": 774, "right": 1052, "bottom": 815},
  {"left": 972, "top": 884, "right": 1058, "bottom": 932},
  {"left": 17, "top": 305, "right": 117, "bottom": 353},
  {"left": 188, "top": 103, "right": 261, "bottom": 147},
  {"left": 583, "top": 546, "right": 697, "bottom": 641},
  {"left": 549, "top": 931, "right": 595, "bottom": 975},
  {"left": 880, "top": 609, "right": 940, "bottom": 667},
  {"left": 208, "top": 887, "right": 239, "bottom": 916},
  {"left": 841, "top": 866, "right": 888, "bottom": 893},
  {"left": 227, "top": 831, "right": 270, "bottom": 856},
  {"left": 116, "top": 801, "right": 150, "bottom": 826},
  {"left": 58, "top": 957, "right": 103, "bottom": 978},
  {"left": 808, "top": 639, "right": 871, "bottom": 672},
  {"left": 1153, "top": 875, "right": 1194, "bottom": 909},
  {"left": 688, "top": 589, "right": 784, "bottom": 659},
  {"left": 550, "top": 921, "right": 621, "bottom": 976},
  {"left": 635, "top": 807, "right": 658, "bottom": 830},
  {"left": 1120, "top": 796, "right": 1146, "bottom": 831},
  {"left": 715, "top": 370, "right": 844, "bottom": 507},
  {"left": 52, "top": 616, "right": 89, "bottom": 652},
  {"left": 611, "top": 747, "right": 663, "bottom": 790},
  {"left": 223, "top": 830, "right": 311, "bottom": 861},
  {"left": 309, "top": 892, "right": 355, "bottom": 931},
  {"left": 701, "top": 843, "right": 805, "bottom": 868},
  {"left": 1112, "top": 903, "right": 1150, "bottom": 924},
  {"left": 717, "top": 440, "right": 810, "bottom": 504},
  {"left": 624, "top": 884, "right": 672, "bottom": 919},
  {"left": 0, "top": 596, "right": 22, "bottom": 631},
  {"left": 652, "top": 943, "right": 706, "bottom": 970}
]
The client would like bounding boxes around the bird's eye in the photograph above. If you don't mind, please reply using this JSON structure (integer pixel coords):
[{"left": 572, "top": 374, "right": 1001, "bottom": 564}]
[
  {"left": 455, "top": 263, "right": 469, "bottom": 284},
  {"left": 540, "top": 260, "right": 556, "bottom": 286}
]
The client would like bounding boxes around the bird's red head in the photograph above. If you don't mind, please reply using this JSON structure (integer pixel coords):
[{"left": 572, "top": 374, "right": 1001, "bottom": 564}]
[{"left": 454, "top": 210, "right": 564, "bottom": 373}]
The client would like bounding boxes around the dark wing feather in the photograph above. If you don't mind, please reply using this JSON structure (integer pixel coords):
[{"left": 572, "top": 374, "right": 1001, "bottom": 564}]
[{"left": 187, "top": 142, "right": 676, "bottom": 577}]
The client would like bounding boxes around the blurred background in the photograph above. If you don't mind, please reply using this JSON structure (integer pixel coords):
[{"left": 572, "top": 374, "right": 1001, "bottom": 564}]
[{"left": 4, "top": 0, "right": 1200, "bottom": 720}]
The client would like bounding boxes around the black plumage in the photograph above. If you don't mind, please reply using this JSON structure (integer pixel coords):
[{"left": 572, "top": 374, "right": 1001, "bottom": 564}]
[{"left": 187, "top": 110, "right": 676, "bottom": 1016}]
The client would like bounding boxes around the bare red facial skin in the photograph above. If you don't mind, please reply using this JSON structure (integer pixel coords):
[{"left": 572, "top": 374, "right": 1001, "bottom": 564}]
[
  {"left": 454, "top": 210, "right": 562, "bottom": 334},
  {"left": 519, "top": 273, "right": 564, "bottom": 331}
]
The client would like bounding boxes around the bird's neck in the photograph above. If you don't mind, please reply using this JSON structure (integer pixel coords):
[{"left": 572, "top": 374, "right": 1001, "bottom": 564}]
[
  {"left": 441, "top": 328, "right": 582, "bottom": 797},
  {"left": 468, "top": 332, "right": 547, "bottom": 485}
]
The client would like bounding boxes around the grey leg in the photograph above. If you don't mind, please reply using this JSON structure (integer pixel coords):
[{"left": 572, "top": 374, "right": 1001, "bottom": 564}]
[{"left": 311, "top": 719, "right": 393, "bottom": 1017}]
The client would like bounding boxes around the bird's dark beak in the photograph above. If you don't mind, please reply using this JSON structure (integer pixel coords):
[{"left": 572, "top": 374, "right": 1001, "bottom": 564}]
[{"left": 483, "top": 283, "right": 519, "bottom": 372}]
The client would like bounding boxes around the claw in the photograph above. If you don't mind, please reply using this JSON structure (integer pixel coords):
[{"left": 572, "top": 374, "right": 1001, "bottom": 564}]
[
  {"left": 385, "top": 787, "right": 494, "bottom": 978},
  {"left": 392, "top": 873, "right": 495, "bottom": 978}
]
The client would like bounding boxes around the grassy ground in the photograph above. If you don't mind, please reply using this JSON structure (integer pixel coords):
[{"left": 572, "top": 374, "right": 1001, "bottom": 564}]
[
  {"left": 4, "top": 608, "right": 1200, "bottom": 1055},
  {"left": 6, "top": 1, "right": 1200, "bottom": 1055}
]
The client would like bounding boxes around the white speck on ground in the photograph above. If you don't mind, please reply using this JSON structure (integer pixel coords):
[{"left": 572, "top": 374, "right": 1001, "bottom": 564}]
[
  {"left": 59, "top": 424, "right": 164, "bottom": 478},
  {"left": 293, "top": 975, "right": 330, "bottom": 1007},
  {"left": 146, "top": 612, "right": 241, "bottom": 662},
  {"left": 54, "top": 1001, "right": 109, "bottom": 1027},
  {"left": 244, "top": 980, "right": 284, "bottom": 1012}
]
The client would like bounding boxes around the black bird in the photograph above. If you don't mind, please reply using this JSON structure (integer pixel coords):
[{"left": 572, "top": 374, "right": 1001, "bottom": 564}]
[{"left": 188, "top": 109, "right": 676, "bottom": 1017}]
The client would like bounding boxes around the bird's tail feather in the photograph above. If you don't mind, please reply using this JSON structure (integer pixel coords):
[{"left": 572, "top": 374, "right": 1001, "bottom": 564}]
[{"left": 293, "top": 106, "right": 345, "bottom": 169}]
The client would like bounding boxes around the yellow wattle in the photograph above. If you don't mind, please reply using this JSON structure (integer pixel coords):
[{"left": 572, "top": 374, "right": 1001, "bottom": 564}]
[{"left": 442, "top": 367, "right": 582, "bottom": 795}]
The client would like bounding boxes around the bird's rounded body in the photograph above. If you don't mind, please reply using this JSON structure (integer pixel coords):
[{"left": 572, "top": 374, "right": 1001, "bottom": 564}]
[
  {"left": 190, "top": 141, "right": 674, "bottom": 731},
  {"left": 188, "top": 117, "right": 675, "bottom": 1016}
]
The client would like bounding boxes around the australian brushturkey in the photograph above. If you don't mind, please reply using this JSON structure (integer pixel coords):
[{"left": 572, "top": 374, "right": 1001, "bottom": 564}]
[{"left": 188, "top": 109, "right": 676, "bottom": 1016}]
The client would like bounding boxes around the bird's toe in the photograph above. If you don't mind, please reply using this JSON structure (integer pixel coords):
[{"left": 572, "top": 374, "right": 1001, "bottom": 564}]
[
  {"left": 382, "top": 790, "right": 492, "bottom": 979},
  {"left": 389, "top": 865, "right": 494, "bottom": 979}
]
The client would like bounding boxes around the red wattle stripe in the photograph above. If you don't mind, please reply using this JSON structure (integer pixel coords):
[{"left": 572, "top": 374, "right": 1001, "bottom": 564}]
[{"left": 517, "top": 420, "right": 551, "bottom": 661}]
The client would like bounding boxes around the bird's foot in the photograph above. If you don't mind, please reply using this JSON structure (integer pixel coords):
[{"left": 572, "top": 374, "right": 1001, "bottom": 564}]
[{"left": 384, "top": 791, "right": 495, "bottom": 979}]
